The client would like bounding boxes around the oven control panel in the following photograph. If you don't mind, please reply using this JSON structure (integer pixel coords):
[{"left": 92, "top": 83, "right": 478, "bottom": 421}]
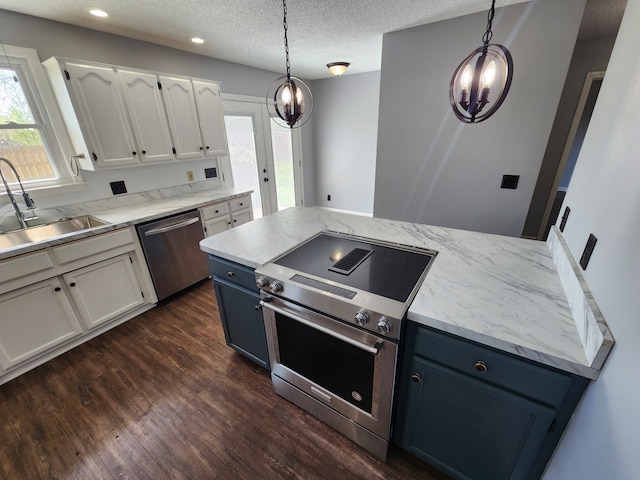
[{"left": 256, "top": 274, "right": 403, "bottom": 339}]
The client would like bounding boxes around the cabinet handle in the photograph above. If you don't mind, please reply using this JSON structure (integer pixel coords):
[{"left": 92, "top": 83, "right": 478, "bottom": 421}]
[
  {"left": 215, "top": 209, "right": 219, "bottom": 213},
  {"left": 54, "top": 287, "right": 62, "bottom": 292},
  {"left": 200, "top": 146, "right": 204, "bottom": 150},
  {"left": 206, "top": 146, "right": 210, "bottom": 150},
  {"left": 69, "top": 282, "right": 77, "bottom": 287},
  {"left": 132, "top": 151, "right": 137, "bottom": 156},
  {"left": 255, "top": 304, "right": 262, "bottom": 311},
  {"left": 142, "top": 150, "right": 147, "bottom": 154},
  {"left": 227, "top": 271, "right": 234, "bottom": 278},
  {"left": 411, "top": 373, "right": 422, "bottom": 383},
  {"left": 239, "top": 202, "right": 243, "bottom": 206},
  {"left": 474, "top": 360, "right": 488, "bottom": 373}
]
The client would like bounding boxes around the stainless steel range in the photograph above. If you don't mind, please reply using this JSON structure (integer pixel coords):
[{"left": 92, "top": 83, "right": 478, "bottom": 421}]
[{"left": 255, "top": 231, "right": 437, "bottom": 460}]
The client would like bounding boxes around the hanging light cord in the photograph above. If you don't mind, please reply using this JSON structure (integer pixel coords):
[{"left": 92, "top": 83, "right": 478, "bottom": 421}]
[
  {"left": 282, "top": 0, "right": 292, "bottom": 81},
  {"left": 0, "top": 39, "right": 19, "bottom": 82},
  {"left": 482, "top": 0, "right": 496, "bottom": 45}
]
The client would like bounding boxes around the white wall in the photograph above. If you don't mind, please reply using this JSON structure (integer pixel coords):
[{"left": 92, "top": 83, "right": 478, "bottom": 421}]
[
  {"left": 543, "top": 0, "right": 640, "bottom": 477},
  {"left": 374, "top": 0, "right": 586, "bottom": 236},
  {"left": 312, "top": 71, "right": 380, "bottom": 214},
  {"left": 0, "top": 9, "right": 316, "bottom": 208}
]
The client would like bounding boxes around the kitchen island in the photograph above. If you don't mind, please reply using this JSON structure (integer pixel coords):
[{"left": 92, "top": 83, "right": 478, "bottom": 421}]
[{"left": 199, "top": 206, "right": 612, "bottom": 379}]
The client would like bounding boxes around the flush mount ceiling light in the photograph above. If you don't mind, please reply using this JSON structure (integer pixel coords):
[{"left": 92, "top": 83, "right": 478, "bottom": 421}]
[
  {"left": 449, "top": 0, "right": 513, "bottom": 124},
  {"left": 84, "top": 7, "right": 109, "bottom": 18},
  {"left": 327, "top": 62, "right": 350, "bottom": 76},
  {"left": 191, "top": 37, "right": 205, "bottom": 44},
  {"left": 266, "top": 0, "right": 313, "bottom": 129}
]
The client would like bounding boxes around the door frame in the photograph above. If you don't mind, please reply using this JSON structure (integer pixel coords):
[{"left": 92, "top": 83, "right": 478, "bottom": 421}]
[
  {"left": 221, "top": 93, "right": 304, "bottom": 216},
  {"left": 536, "top": 71, "right": 605, "bottom": 239}
]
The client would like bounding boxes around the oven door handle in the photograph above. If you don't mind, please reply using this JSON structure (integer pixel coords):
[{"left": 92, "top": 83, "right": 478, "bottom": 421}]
[{"left": 261, "top": 301, "right": 383, "bottom": 355}]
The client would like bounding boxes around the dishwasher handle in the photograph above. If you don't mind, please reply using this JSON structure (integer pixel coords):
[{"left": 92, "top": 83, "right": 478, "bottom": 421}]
[{"left": 144, "top": 217, "right": 200, "bottom": 236}]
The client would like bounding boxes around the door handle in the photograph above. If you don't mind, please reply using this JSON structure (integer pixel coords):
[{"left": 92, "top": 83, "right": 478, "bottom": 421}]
[
  {"left": 263, "top": 177, "right": 269, "bottom": 182},
  {"left": 144, "top": 217, "right": 200, "bottom": 235}
]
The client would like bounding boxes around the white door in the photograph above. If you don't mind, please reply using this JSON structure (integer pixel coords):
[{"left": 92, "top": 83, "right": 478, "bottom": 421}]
[
  {"left": 65, "top": 62, "right": 138, "bottom": 167},
  {"left": 118, "top": 69, "right": 174, "bottom": 163},
  {"left": 192, "top": 80, "right": 229, "bottom": 157},
  {"left": 159, "top": 75, "right": 204, "bottom": 159},
  {"left": 222, "top": 97, "right": 303, "bottom": 218}
]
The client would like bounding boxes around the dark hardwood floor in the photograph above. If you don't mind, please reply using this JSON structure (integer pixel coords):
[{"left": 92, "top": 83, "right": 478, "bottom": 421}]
[{"left": 0, "top": 280, "right": 451, "bottom": 480}]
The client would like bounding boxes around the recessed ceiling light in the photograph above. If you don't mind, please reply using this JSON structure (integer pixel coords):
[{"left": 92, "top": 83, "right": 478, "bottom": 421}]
[
  {"left": 191, "top": 37, "right": 205, "bottom": 44},
  {"left": 85, "top": 7, "right": 109, "bottom": 18}
]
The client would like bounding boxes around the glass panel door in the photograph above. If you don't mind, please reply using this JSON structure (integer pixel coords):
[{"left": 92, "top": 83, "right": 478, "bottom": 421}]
[
  {"left": 270, "top": 119, "right": 296, "bottom": 210},
  {"left": 224, "top": 114, "right": 265, "bottom": 219}
]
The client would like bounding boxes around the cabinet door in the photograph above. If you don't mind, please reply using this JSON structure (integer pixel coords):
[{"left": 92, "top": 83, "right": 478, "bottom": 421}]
[
  {"left": 64, "top": 62, "right": 138, "bottom": 167},
  {"left": 231, "top": 209, "right": 253, "bottom": 228},
  {"left": 63, "top": 255, "right": 145, "bottom": 330},
  {"left": 192, "top": 80, "right": 229, "bottom": 157},
  {"left": 399, "top": 357, "right": 555, "bottom": 480},
  {"left": 159, "top": 75, "right": 204, "bottom": 159},
  {"left": 118, "top": 69, "right": 174, "bottom": 163},
  {"left": 213, "top": 277, "right": 269, "bottom": 369},
  {"left": 0, "top": 278, "right": 83, "bottom": 370},
  {"left": 203, "top": 215, "right": 231, "bottom": 237}
]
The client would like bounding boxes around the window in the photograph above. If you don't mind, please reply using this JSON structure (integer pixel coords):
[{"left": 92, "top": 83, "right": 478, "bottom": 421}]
[{"left": 0, "top": 45, "right": 79, "bottom": 193}]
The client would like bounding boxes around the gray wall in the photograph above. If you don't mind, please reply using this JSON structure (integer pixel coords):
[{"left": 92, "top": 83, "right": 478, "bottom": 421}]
[
  {"left": 542, "top": 0, "right": 639, "bottom": 477},
  {"left": 374, "top": 0, "right": 586, "bottom": 237},
  {"left": 0, "top": 9, "right": 316, "bottom": 208},
  {"left": 312, "top": 71, "right": 380, "bottom": 214},
  {"left": 522, "top": 35, "right": 617, "bottom": 238}
]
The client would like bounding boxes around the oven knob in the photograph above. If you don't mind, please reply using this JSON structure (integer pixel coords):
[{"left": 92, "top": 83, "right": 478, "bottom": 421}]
[
  {"left": 269, "top": 281, "right": 283, "bottom": 293},
  {"left": 377, "top": 317, "right": 393, "bottom": 334},
  {"left": 354, "top": 309, "right": 370, "bottom": 326},
  {"left": 256, "top": 276, "right": 269, "bottom": 289}
]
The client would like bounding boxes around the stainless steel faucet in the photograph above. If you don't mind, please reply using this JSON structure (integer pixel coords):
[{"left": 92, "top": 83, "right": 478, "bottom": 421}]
[{"left": 0, "top": 157, "right": 36, "bottom": 229}]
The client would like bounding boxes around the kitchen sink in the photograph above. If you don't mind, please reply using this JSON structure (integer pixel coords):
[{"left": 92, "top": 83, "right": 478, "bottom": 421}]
[{"left": 0, "top": 215, "right": 108, "bottom": 251}]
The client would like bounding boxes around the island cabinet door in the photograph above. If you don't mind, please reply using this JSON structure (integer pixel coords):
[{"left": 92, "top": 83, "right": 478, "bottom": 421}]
[
  {"left": 213, "top": 277, "right": 269, "bottom": 370},
  {"left": 397, "top": 356, "right": 556, "bottom": 480}
]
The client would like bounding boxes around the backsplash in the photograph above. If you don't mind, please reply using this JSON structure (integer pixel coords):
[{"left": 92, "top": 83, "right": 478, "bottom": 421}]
[{"left": 547, "top": 226, "right": 614, "bottom": 369}]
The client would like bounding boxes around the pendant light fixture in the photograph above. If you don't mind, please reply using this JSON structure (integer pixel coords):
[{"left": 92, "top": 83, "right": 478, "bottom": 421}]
[
  {"left": 449, "top": 0, "right": 513, "bottom": 123},
  {"left": 267, "top": 0, "right": 313, "bottom": 129}
]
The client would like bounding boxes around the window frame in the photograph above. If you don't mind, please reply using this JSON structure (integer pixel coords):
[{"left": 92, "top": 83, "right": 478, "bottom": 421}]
[{"left": 0, "top": 45, "right": 84, "bottom": 199}]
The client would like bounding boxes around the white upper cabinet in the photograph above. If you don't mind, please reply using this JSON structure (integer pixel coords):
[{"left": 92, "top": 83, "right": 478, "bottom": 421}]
[
  {"left": 44, "top": 57, "right": 230, "bottom": 171},
  {"left": 118, "top": 69, "right": 174, "bottom": 163},
  {"left": 55, "top": 61, "right": 138, "bottom": 168},
  {"left": 193, "top": 80, "right": 229, "bottom": 157},
  {"left": 159, "top": 75, "right": 205, "bottom": 160}
]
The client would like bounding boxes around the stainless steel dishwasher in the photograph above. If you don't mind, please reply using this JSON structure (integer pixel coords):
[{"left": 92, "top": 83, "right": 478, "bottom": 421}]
[{"left": 137, "top": 209, "right": 210, "bottom": 301}]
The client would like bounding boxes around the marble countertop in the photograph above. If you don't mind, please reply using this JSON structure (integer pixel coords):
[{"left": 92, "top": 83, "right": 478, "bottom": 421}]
[
  {"left": 200, "top": 206, "right": 613, "bottom": 379},
  {"left": 0, "top": 186, "right": 251, "bottom": 261}
]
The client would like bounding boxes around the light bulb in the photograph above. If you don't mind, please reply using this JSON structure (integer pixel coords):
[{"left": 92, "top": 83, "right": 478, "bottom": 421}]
[
  {"left": 481, "top": 60, "right": 496, "bottom": 89},
  {"left": 460, "top": 64, "right": 473, "bottom": 90},
  {"left": 282, "top": 84, "right": 292, "bottom": 106},
  {"left": 296, "top": 87, "right": 304, "bottom": 105}
]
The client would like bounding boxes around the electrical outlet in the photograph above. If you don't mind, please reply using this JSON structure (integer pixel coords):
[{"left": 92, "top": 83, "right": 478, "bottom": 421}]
[
  {"left": 204, "top": 167, "right": 217, "bottom": 178},
  {"left": 501, "top": 175, "right": 520, "bottom": 189},
  {"left": 187, "top": 170, "right": 194, "bottom": 182},
  {"left": 110, "top": 180, "right": 127, "bottom": 195}
]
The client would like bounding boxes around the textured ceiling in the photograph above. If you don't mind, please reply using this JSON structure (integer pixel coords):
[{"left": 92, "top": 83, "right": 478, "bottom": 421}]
[{"left": 0, "top": 0, "right": 626, "bottom": 80}]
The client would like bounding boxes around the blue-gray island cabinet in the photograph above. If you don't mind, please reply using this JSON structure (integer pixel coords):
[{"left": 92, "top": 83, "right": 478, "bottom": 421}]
[
  {"left": 393, "top": 322, "right": 590, "bottom": 480},
  {"left": 208, "top": 255, "right": 269, "bottom": 369}
]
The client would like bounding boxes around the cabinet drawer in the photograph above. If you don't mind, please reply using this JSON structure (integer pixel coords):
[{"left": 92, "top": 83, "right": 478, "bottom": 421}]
[
  {"left": 0, "top": 250, "right": 54, "bottom": 285},
  {"left": 414, "top": 327, "right": 572, "bottom": 406},
  {"left": 229, "top": 196, "right": 251, "bottom": 212},
  {"left": 201, "top": 202, "right": 229, "bottom": 220},
  {"left": 52, "top": 228, "right": 134, "bottom": 265},
  {"left": 208, "top": 255, "right": 257, "bottom": 292}
]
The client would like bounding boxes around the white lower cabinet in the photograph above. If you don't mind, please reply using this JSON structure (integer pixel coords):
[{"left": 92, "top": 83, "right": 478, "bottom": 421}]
[
  {"left": 201, "top": 194, "right": 254, "bottom": 238},
  {"left": 64, "top": 254, "right": 145, "bottom": 330},
  {"left": 0, "top": 277, "right": 83, "bottom": 370}
]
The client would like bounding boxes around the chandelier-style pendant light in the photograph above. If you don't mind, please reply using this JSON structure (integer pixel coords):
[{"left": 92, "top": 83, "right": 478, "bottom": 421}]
[
  {"left": 449, "top": 0, "right": 513, "bottom": 123},
  {"left": 267, "top": 0, "right": 313, "bottom": 129}
]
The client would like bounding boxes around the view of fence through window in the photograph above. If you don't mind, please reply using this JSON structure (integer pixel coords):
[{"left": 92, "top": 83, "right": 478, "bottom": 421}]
[
  {"left": 270, "top": 119, "right": 295, "bottom": 211},
  {"left": 0, "top": 67, "right": 56, "bottom": 183}
]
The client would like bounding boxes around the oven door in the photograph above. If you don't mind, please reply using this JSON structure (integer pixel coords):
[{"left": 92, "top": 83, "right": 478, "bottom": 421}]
[{"left": 261, "top": 295, "right": 398, "bottom": 449}]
